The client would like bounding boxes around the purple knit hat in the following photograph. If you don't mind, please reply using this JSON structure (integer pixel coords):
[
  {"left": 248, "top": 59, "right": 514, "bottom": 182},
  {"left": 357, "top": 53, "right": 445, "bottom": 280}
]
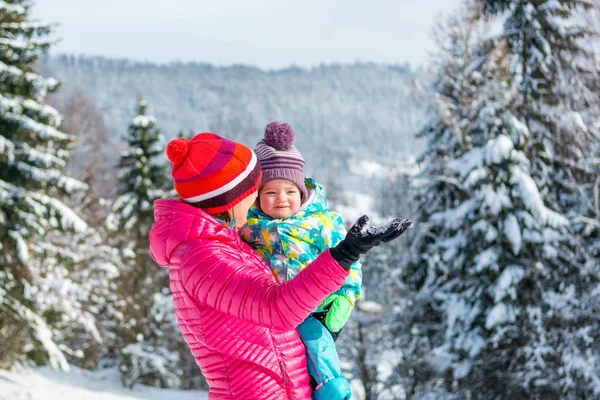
[{"left": 255, "top": 121, "right": 308, "bottom": 201}]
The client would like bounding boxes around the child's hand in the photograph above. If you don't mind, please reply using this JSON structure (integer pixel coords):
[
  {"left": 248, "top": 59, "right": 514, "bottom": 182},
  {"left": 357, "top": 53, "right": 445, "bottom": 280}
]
[{"left": 320, "top": 294, "right": 354, "bottom": 333}]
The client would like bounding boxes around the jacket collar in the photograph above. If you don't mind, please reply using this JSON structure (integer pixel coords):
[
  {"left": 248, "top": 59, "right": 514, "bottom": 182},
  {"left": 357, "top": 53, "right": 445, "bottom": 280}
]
[{"left": 149, "top": 198, "right": 241, "bottom": 266}]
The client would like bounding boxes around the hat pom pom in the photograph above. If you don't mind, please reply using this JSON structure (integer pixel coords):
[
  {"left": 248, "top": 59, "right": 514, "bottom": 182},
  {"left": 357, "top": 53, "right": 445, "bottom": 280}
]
[
  {"left": 166, "top": 137, "right": 189, "bottom": 166},
  {"left": 264, "top": 121, "right": 295, "bottom": 151}
]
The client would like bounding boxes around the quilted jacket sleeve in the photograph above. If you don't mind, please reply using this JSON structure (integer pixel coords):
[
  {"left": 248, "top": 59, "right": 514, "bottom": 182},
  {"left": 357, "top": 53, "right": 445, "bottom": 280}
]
[{"left": 180, "top": 241, "right": 349, "bottom": 331}]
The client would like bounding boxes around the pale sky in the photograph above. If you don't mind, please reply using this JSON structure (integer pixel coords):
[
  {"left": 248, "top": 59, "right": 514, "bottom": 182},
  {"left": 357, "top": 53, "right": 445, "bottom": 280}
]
[{"left": 32, "top": 0, "right": 462, "bottom": 70}]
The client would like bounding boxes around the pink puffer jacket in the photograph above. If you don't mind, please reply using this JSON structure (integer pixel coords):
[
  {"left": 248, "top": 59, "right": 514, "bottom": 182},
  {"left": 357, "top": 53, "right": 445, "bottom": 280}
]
[{"left": 149, "top": 199, "right": 349, "bottom": 399}]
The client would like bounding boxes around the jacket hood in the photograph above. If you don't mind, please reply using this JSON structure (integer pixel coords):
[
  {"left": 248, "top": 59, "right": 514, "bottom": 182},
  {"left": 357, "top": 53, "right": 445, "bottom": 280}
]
[{"left": 149, "top": 198, "right": 239, "bottom": 267}]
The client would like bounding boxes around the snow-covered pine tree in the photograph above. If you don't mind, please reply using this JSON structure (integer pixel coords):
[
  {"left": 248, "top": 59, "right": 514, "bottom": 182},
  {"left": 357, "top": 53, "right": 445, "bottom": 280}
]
[
  {"left": 107, "top": 99, "right": 168, "bottom": 245},
  {"left": 106, "top": 100, "right": 202, "bottom": 389},
  {"left": 106, "top": 98, "right": 169, "bottom": 381},
  {"left": 480, "top": 0, "right": 600, "bottom": 289},
  {"left": 479, "top": 1, "right": 600, "bottom": 396},
  {"left": 0, "top": 0, "right": 105, "bottom": 370},
  {"left": 391, "top": 5, "right": 497, "bottom": 398},
  {"left": 397, "top": 1, "right": 600, "bottom": 398},
  {"left": 42, "top": 87, "right": 126, "bottom": 369},
  {"left": 45, "top": 228, "right": 123, "bottom": 369}
]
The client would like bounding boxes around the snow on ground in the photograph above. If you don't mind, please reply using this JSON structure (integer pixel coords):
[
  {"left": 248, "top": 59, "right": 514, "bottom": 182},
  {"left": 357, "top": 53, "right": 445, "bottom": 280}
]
[{"left": 0, "top": 365, "right": 208, "bottom": 400}]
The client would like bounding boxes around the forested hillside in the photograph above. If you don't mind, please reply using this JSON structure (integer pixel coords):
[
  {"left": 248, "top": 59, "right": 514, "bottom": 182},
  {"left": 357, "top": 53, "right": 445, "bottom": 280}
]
[{"left": 41, "top": 55, "right": 427, "bottom": 188}]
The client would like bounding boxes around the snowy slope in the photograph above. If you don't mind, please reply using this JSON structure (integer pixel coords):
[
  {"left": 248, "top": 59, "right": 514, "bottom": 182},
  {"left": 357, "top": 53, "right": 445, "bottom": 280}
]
[{"left": 0, "top": 366, "right": 208, "bottom": 400}]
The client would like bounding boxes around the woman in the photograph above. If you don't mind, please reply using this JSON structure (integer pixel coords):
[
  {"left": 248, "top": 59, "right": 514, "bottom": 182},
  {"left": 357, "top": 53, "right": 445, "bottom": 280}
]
[{"left": 149, "top": 132, "right": 411, "bottom": 399}]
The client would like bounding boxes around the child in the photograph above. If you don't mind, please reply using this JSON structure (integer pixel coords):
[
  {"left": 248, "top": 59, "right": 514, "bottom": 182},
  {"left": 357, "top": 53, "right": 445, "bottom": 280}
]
[{"left": 241, "top": 121, "right": 362, "bottom": 400}]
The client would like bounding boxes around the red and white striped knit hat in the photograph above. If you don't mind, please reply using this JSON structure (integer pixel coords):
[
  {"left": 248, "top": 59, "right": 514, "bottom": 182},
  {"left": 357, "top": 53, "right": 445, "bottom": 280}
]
[
  {"left": 166, "top": 132, "right": 262, "bottom": 214},
  {"left": 255, "top": 121, "right": 307, "bottom": 201}
]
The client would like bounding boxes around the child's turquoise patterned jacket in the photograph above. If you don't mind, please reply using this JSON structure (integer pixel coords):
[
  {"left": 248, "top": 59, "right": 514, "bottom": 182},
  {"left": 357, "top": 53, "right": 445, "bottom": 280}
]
[{"left": 240, "top": 177, "right": 362, "bottom": 309}]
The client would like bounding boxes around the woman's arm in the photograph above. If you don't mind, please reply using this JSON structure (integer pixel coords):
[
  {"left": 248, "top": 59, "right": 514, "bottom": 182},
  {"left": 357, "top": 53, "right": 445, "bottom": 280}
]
[
  {"left": 179, "top": 241, "right": 349, "bottom": 331},
  {"left": 180, "top": 215, "right": 411, "bottom": 331}
]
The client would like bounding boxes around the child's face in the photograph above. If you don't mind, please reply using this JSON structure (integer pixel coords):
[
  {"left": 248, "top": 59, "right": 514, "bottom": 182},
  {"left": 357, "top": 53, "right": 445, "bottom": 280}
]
[{"left": 259, "top": 179, "right": 302, "bottom": 219}]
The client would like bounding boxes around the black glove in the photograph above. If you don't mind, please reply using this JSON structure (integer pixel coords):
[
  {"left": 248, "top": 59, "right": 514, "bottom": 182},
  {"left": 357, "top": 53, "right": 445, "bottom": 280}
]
[{"left": 330, "top": 215, "right": 412, "bottom": 270}]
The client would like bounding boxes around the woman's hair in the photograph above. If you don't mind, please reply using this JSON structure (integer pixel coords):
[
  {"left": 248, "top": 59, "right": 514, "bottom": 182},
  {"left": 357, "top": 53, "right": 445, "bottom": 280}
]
[
  {"left": 188, "top": 201, "right": 232, "bottom": 223},
  {"left": 211, "top": 211, "right": 232, "bottom": 223}
]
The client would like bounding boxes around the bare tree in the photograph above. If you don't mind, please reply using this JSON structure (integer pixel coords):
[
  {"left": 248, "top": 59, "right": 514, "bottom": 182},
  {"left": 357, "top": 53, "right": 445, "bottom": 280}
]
[{"left": 47, "top": 89, "right": 121, "bottom": 223}]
